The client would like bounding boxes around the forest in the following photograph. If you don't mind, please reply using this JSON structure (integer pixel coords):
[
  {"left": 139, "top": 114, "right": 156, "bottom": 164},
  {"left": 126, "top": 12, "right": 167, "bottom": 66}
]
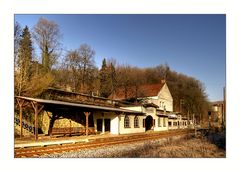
[{"left": 14, "top": 17, "right": 210, "bottom": 124}]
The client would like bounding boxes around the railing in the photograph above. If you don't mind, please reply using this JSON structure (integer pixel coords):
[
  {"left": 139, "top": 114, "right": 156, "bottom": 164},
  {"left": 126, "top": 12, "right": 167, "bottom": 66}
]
[{"left": 51, "top": 127, "right": 96, "bottom": 136}]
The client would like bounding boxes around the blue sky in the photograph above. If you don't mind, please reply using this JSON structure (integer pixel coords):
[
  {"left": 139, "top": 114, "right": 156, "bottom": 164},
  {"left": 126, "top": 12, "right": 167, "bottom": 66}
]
[{"left": 15, "top": 14, "right": 226, "bottom": 101}]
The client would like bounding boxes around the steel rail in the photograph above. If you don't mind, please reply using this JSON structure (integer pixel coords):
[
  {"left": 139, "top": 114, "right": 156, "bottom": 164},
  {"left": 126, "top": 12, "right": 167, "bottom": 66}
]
[{"left": 15, "top": 130, "right": 194, "bottom": 158}]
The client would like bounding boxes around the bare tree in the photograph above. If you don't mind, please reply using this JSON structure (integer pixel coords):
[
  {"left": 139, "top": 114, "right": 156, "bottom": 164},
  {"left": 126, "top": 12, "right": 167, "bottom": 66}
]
[
  {"left": 14, "top": 21, "right": 22, "bottom": 71},
  {"left": 78, "top": 44, "right": 95, "bottom": 91},
  {"left": 129, "top": 67, "right": 145, "bottom": 99},
  {"left": 33, "top": 17, "right": 61, "bottom": 71},
  {"left": 64, "top": 50, "right": 82, "bottom": 92},
  {"left": 116, "top": 65, "right": 132, "bottom": 99},
  {"left": 14, "top": 24, "right": 55, "bottom": 97},
  {"left": 25, "top": 72, "right": 54, "bottom": 97},
  {"left": 63, "top": 44, "right": 96, "bottom": 92}
]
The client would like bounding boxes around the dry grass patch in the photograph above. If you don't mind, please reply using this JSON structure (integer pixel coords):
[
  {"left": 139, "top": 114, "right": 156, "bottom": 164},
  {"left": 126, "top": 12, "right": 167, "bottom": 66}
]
[{"left": 117, "top": 135, "right": 225, "bottom": 158}]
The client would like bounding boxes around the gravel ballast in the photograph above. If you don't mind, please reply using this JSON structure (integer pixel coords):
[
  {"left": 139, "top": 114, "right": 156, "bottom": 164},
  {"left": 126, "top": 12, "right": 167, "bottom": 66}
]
[
  {"left": 40, "top": 135, "right": 184, "bottom": 158},
  {"left": 40, "top": 132, "right": 225, "bottom": 158}
]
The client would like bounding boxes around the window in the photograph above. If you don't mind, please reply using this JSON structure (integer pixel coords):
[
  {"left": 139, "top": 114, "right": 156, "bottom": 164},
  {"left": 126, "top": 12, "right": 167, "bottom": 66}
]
[
  {"left": 124, "top": 115, "right": 130, "bottom": 128},
  {"left": 163, "top": 118, "right": 166, "bottom": 127},
  {"left": 168, "top": 121, "right": 172, "bottom": 126},
  {"left": 160, "top": 101, "right": 165, "bottom": 108},
  {"left": 134, "top": 116, "right": 139, "bottom": 128},
  {"left": 158, "top": 117, "right": 161, "bottom": 127}
]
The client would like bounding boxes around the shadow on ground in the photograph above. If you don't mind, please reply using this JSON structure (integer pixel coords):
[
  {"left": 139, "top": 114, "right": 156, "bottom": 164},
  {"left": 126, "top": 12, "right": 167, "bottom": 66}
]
[{"left": 204, "top": 129, "right": 226, "bottom": 150}]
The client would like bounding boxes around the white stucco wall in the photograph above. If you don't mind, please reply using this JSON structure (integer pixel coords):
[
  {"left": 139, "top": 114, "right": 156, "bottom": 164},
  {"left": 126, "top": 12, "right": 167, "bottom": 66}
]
[
  {"left": 110, "top": 116, "right": 119, "bottom": 134},
  {"left": 93, "top": 112, "right": 149, "bottom": 135},
  {"left": 143, "top": 84, "right": 173, "bottom": 112},
  {"left": 154, "top": 117, "right": 168, "bottom": 131},
  {"left": 158, "top": 84, "right": 173, "bottom": 112},
  {"left": 118, "top": 106, "right": 147, "bottom": 134},
  {"left": 119, "top": 115, "right": 145, "bottom": 134},
  {"left": 121, "top": 106, "right": 143, "bottom": 112},
  {"left": 93, "top": 112, "right": 119, "bottom": 134},
  {"left": 121, "top": 106, "right": 170, "bottom": 132},
  {"left": 168, "top": 119, "right": 178, "bottom": 130},
  {"left": 168, "top": 118, "right": 189, "bottom": 130}
]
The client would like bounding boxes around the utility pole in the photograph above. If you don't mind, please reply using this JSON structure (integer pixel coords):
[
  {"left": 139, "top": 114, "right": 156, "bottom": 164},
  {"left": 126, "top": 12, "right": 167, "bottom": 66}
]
[
  {"left": 180, "top": 99, "right": 181, "bottom": 113},
  {"left": 208, "top": 111, "right": 211, "bottom": 130},
  {"left": 199, "top": 113, "right": 202, "bottom": 127},
  {"left": 222, "top": 86, "right": 226, "bottom": 130},
  {"left": 180, "top": 99, "right": 184, "bottom": 113}
]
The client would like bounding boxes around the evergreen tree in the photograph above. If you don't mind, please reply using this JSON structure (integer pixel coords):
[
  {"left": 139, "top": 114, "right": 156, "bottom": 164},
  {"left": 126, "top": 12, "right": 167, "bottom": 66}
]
[
  {"left": 109, "top": 62, "right": 117, "bottom": 98},
  {"left": 99, "top": 59, "right": 117, "bottom": 98},
  {"left": 99, "top": 58, "right": 111, "bottom": 97},
  {"left": 15, "top": 26, "right": 33, "bottom": 96}
]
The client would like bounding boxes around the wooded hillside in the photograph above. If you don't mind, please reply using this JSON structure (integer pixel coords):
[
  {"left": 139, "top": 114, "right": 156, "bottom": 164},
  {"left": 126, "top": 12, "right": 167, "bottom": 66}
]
[{"left": 14, "top": 17, "right": 210, "bottom": 124}]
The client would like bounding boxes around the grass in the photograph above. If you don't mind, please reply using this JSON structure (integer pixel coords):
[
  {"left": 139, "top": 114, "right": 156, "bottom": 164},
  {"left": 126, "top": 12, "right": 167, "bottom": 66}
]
[{"left": 112, "top": 132, "right": 226, "bottom": 158}]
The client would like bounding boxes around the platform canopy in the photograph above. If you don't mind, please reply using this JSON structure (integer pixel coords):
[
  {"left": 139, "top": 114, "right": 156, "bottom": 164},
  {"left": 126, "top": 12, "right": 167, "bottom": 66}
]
[
  {"left": 15, "top": 96, "right": 146, "bottom": 114},
  {"left": 15, "top": 96, "right": 146, "bottom": 140}
]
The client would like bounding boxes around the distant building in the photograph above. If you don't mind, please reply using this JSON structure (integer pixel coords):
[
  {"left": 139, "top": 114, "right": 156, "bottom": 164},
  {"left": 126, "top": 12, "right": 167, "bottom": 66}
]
[{"left": 210, "top": 100, "right": 225, "bottom": 128}]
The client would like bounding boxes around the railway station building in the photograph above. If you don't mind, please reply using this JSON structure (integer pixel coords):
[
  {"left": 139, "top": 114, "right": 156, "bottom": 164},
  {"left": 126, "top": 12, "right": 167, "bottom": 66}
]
[{"left": 15, "top": 80, "right": 188, "bottom": 140}]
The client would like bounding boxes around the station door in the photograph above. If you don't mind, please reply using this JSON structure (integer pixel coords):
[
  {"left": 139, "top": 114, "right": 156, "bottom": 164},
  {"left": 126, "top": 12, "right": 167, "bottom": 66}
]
[
  {"left": 97, "top": 119, "right": 102, "bottom": 132},
  {"left": 145, "top": 115, "right": 153, "bottom": 131},
  {"left": 104, "top": 119, "right": 110, "bottom": 132},
  {"left": 97, "top": 119, "right": 111, "bottom": 132}
]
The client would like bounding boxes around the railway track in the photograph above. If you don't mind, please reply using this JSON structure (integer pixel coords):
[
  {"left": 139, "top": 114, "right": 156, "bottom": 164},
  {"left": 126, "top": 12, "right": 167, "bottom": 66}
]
[{"left": 15, "top": 129, "right": 194, "bottom": 158}]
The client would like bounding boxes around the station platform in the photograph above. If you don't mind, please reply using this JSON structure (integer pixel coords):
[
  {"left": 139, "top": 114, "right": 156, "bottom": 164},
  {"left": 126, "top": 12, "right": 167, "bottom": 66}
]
[
  {"left": 14, "top": 130, "right": 188, "bottom": 149},
  {"left": 14, "top": 132, "right": 118, "bottom": 149}
]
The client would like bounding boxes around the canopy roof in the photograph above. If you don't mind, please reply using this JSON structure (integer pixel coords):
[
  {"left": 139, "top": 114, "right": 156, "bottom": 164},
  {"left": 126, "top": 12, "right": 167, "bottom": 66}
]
[{"left": 15, "top": 96, "right": 145, "bottom": 115}]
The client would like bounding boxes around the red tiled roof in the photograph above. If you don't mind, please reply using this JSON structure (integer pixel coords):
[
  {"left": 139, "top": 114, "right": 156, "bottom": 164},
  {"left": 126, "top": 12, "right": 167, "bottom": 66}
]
[{"left": 110, "top": 82, "right": 165, "bottom": 100}]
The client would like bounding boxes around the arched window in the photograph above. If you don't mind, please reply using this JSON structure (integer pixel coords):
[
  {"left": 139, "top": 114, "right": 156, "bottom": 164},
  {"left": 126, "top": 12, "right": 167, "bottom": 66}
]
[
  {"left": 124, "top": 115, "right": 130, "bottom": 128},
  {"left": 134, "top": 116, "right": 139, "bottom": 128}
]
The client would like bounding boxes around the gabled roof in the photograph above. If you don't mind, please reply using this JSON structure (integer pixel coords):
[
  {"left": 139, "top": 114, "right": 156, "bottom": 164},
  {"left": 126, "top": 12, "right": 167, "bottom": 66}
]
[{"left": 110, "top": 82, "right": 166, "bottom": 100}]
